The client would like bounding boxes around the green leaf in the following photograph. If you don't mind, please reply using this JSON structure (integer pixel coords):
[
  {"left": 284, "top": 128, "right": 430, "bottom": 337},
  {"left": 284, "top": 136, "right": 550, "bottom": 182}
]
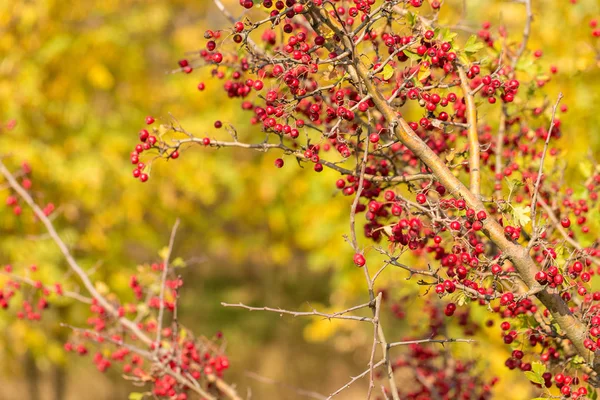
[
  {"left": 589, "top": 387, "right": 598, "bottom": 400},
  {"left": 524, "top": 371, "right": 544, "bottom": 385},
  {"left": 464, "top": 35, "right": 484, "bottom": 54},
  {"left": 406, "top": 12, "right": 416, "bottom": 27},
  {"left": 439, "top": 27, "right": 458, "bottom": 43},
  {"left": 532, "top": 361, "right": 546, "bottom": 376},
  {"left": 382, "top": 64, "right": 395, "bottom": 80},
  {"left": 512, "top": 205, "right": 531, "bottom": 226},
  {"left": 570, "top": 355, "right": 585, "bottom": 365},
  {"left": 516, "top": 314, "right": 537, "bottom": 329},
  {"left": 516, "top": 56, "right": 535, "bottom": 73},
  {"left": 129, "top": 393, "right": 145, "bottom": 400},
  {"left": 505, "top": 178, "right": 524, "bottom": 198},
  {"left": 404, "top": 50, "right": 421, "bottom": 61}
]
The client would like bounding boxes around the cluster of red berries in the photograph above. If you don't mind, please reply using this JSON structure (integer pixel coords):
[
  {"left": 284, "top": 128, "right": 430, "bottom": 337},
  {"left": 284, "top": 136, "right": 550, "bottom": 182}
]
[
  {"left": 4, "top": 162, "right": 54, "bottom": 216},
  {"left": 1, "top": 264, "right": 62, "bottom": 321},
  {"left": 1, "top": 249, "right": 233, "bottom": 398},
  {"left": 590, "top": 19, "right": 600, "bottom": 37},
  {"left": 393, "top": 342, "right": 495, "bottom": 399}
]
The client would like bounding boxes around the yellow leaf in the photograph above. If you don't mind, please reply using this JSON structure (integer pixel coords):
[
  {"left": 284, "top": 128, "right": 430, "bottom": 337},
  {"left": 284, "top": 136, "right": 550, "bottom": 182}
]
[
  {"left": 512, "top": 205, "right": 531, "bottom": 227},
  {"left": 95, "top": 281, "right": 110, "bottom": 295},
  {"left": 418, "top": 63, "right": 430, "bottom": 81},
  {"left": 87, "top": 64, "right": 114, "bottom": 90},
  {"left": 158, "top": 246, "right": 169, "bottom": 260},
  {"left": 445, "top": 148, "right": 457, "bottom": 163},
  {"left": 382, "top": 64, "right": 394, "bottom": 80}
]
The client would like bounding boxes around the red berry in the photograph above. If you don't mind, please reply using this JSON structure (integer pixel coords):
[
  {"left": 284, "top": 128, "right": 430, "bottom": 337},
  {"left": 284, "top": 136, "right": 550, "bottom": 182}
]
[
  {"left": 444, "top": 303, "right": 456, "bottom": 316},
  {"left": 145, "top": 116, "right": 155, "bottom": 125},
  {"left": 369, "top": 133, "right": 380, "bottom": 143},
  {"left": 353, "top": 253, "right": 366, "bottom": 267},
  {"left": 535, "top": 271, "right": 548, "bottom": 283},
  {"left": 139, "top": 129, "right": 149, "bottom": 142}
]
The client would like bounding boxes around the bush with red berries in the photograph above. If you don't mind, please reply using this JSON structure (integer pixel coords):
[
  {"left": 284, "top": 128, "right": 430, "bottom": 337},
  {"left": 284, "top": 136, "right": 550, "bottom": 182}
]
[{"left": 4, "top": 0, "right": 600, "bottom": 399}]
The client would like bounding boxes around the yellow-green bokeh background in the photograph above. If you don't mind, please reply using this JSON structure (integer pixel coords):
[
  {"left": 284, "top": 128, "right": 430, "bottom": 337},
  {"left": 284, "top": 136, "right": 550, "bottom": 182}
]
[{"left": 0, "top": 0, "right": 599, "bottom": 399}]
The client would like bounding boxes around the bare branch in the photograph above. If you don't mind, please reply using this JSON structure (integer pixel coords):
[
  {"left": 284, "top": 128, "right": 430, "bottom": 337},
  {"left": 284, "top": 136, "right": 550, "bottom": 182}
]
[
  {"left": 387, "top": 337, "right": 476, "bottom": 349},
  {"left": 156, "top": 219, "right": 181, "bottom": 352},
  {"left": 221, "top": 302, "right": 373, "bottom": 322},
  {"left": 531, "top": 93, "right": 563, "bottom": 232}
]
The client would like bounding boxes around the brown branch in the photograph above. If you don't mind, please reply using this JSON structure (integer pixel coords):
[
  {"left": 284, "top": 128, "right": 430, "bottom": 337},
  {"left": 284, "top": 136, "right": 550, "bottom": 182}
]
[{"left": 457, "top": 65, "right": 481, "bottom": 197}]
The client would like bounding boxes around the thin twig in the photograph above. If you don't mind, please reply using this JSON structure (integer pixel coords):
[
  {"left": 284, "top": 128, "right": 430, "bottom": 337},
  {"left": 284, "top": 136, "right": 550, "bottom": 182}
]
[
  {"left": 221, "top": 302, "right": 373, "bottom": 322},
  {"left": 155, "top": 219, "right": 181, "bottom": 352},
  {"left": 387, "top": 337, "right": 476, "bottom": 349},
  {"left": 511, "top": 0, "right": 533, "bottom": 70},
  {"left": 531, "top": 93, "right": 563, "bottom": 232},
  {"left": 326, "top": 360, "right": 386, "bottom": 400}
]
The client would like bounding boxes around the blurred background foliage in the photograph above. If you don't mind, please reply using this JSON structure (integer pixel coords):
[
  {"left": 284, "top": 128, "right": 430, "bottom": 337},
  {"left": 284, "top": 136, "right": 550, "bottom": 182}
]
[{"left": 0, "top": 0, "right": 599, "bottom": 399}]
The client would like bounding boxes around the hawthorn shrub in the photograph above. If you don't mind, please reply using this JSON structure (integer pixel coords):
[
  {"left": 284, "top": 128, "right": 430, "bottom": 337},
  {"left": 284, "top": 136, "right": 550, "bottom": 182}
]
[{"left": 3, "top": 0, "right": 600, "bottom": 399}]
